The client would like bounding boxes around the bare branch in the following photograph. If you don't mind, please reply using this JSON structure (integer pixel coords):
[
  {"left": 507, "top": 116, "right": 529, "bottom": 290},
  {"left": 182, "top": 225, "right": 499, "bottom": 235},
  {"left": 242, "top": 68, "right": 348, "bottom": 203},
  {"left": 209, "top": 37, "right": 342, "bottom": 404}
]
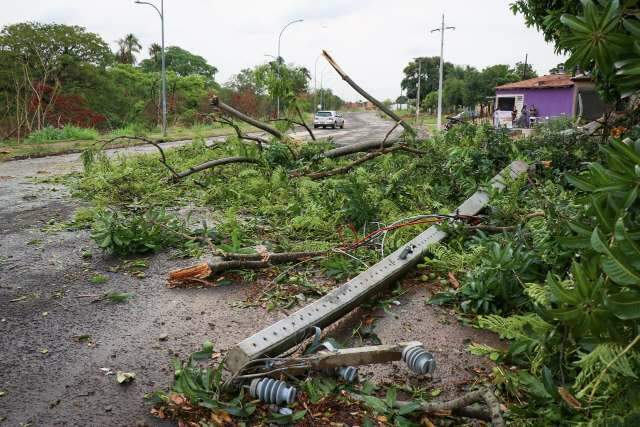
[
  {"left": 167, "top": 250, "right": 328, "bottom": 285},
  {"left": 211, "top": 96, "right": 285, "bottom": 140},
  {"left": 209, "top": 114, "right": 268, "bottom": 150},
  {"left": 173, "top": 156, "right": 262, "bottom": 180},
  {"left": 349, "top": 388, "right": 503, "bottom": 426},
  {"left": 381, "top": 121, "right": 401, "bottom": 148},
  {"left": 295, "top": 104, "right": 316, "bottom": 141},
  {"left": 321, "top": 140, "right": 396, "bottom": 159},
  {"left": 322, "top": 50, "right": 416, "bottom": 137},
  {"left": 97, "top": 136, "right": 180, "bottom": 178},
  {"left": 298, "top": 145, "right": 424, "bottom": 180}
]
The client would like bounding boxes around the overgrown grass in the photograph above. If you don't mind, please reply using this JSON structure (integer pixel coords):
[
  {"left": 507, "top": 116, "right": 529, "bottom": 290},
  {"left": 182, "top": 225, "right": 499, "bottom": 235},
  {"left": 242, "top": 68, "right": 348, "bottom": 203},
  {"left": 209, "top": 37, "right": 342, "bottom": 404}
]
[
  {"left": 26, "top": 125, "right": 99, "bottom": 143},
  {"left": 0, "top": 123, "right": 256, "bottom": 161}
]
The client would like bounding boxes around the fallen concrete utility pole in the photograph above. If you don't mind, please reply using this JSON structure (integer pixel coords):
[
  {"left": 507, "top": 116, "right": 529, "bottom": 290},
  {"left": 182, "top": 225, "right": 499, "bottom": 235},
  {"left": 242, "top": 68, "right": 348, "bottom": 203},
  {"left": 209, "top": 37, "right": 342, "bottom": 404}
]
[
  {"left": 210, "top": 96, "right": 285, "bottom": 140},
  {"left": 322, "top": 50, "right": 416, "bottom": 137},
  {"left": 226, "top": 160, "right": 529, "bottom": 372}
]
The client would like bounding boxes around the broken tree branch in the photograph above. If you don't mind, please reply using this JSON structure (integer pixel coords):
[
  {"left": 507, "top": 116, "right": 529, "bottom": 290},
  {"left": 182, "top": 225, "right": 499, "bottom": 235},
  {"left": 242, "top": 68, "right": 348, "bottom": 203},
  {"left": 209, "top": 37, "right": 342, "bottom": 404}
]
[
  {"left": 295, "top": 104, "right": 316, "bottom": 141},
  {"left": 320, "top": 140, "right": 396, "bottom": 159},
  {"left": 302, "top": 145, "right": 422, "bottom": 180},
  {"left": 469, "top": 211, "right": 545, "bottom": 233},
  {"left": 173, "top": 156, "right": 262, "bottom": 181},
  {"left": 97, "top": 136, "right": 180, "bottom": 179},
  {"left": 167, "top": 250, "right": 328, "bottom": 285},
  {"left": 211, "top": 96, "right": 284, "bottom": 140},
  {"left": 322, "top": 50, "right": 415, "bottom": 137},
  {"left": 349, "top": 388, "right": 503, "bottom": 426},
  {"left": 381, "top": 121, "right": 401, "bottom": 149},
  {"left": 209, "top": 115, "right": 268, "bottom": 150}
]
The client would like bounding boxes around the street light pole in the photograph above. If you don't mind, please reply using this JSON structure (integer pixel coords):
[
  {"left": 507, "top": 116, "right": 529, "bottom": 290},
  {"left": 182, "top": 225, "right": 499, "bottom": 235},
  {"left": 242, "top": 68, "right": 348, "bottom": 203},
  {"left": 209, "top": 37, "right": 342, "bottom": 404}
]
[
  {"left": 320, "top": 67, "right": 331, "bottom": 110},
  {"left": 431, "top": 14, "right": 455, "bottom": 130},
  {"left": 135, "top": 0, "right": 167, "bottom": 137},
  {"left": 416, "top": 59, "right": 422, "bottom": 123},
  {"left": 314, "top": 54, "right": 323, "bottom": 115},
  {"left": 276, "top": 19, "right": 303, "bottom": 118}
]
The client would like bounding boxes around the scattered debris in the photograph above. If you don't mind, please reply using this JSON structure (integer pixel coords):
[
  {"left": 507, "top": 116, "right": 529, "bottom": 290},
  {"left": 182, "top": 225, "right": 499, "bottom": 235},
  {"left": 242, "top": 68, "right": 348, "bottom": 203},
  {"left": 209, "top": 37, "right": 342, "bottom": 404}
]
[
  {"left": 116, "top": 371, "right": 136, "bottom": 384},
  {"left": 100, "top": 367, "right": 114, "bottom": 376},
  {"left": 226, "top": 161, "right": 528, "bottom": 372}
]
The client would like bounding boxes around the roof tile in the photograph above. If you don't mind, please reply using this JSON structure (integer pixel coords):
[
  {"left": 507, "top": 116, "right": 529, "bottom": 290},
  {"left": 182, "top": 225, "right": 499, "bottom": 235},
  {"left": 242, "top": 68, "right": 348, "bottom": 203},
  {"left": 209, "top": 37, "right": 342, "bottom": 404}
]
[{"left": 496, "top": 74, "right": 574, "bottom": 90}]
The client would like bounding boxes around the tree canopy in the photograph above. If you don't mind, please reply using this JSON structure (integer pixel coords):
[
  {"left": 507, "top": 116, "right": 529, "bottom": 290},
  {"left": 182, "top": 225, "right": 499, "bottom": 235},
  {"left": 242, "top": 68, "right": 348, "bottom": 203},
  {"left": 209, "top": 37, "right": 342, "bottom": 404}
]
[{"left": 139, "top": 46, "right": 218, "bottom": 83}]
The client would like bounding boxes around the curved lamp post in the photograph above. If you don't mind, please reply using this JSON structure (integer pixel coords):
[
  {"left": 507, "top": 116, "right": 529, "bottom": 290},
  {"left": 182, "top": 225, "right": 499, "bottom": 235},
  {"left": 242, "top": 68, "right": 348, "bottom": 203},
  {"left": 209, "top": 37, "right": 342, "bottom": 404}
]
[
  {"left": 276, "top": 19, "right": 303, "bottom": 118},
  {"left": 135, "top": 0, "right": 167, "bottom": 137}
]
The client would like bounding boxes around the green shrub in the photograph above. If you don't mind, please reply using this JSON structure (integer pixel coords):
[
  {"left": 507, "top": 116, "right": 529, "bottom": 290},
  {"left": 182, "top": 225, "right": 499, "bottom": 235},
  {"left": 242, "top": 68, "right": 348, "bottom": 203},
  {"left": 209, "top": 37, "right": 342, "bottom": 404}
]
[
  {"left": 90, "top": 207, "right": 191, "bottom": 256},
  {"left": 27, "top": 125, "right": 99, "bottom": 143}
]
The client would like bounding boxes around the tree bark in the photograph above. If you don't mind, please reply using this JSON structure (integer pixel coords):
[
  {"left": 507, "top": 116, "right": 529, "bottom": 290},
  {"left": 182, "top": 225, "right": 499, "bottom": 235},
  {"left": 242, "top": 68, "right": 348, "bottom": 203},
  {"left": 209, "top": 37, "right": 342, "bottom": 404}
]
[
  {"left": 210, "top": 96, "right": 285, "bottom": 140},
  {"left": 322, "top": 50, "right": 416, "bottom": 137},
  {"left": 167, "top": 250, "right": 328, "bottom": 284},
  {"left": 320, "top": 140, "right": 396, "bottom": 159},
  {"left": 173, "top": 156, "right": 261, "bottom": 180}
]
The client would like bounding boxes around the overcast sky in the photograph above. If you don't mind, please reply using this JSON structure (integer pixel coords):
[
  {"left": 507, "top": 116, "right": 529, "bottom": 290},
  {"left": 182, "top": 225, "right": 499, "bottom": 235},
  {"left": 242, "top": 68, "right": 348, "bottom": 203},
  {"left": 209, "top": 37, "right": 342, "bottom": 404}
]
[{"left": 2, "top": 0, "right": 565, "bottom": 101}]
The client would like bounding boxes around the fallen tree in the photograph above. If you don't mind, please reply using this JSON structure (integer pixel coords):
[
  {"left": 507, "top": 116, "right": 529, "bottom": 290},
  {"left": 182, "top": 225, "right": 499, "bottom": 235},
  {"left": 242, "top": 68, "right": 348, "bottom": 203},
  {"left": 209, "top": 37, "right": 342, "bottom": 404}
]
[
  {"left": 210, "top": 96, "right": 285, "bottom": 140},
  {"left": 322, "top": 50, "right": 416, "bottom": 137}
]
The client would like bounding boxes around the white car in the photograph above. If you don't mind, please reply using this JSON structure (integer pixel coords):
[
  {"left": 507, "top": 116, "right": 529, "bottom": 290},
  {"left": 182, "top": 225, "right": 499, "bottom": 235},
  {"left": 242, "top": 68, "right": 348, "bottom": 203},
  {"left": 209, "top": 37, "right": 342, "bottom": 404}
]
[{"left": 313, "top": 111, "right": 345, "bottom": 129}]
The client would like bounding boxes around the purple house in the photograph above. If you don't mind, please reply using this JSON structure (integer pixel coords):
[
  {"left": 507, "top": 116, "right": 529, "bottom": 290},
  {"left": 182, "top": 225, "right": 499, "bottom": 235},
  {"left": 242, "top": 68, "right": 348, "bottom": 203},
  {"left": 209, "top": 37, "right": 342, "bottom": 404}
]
[{"left": 494, "top": 74, "right": 607, "bottom": 128}]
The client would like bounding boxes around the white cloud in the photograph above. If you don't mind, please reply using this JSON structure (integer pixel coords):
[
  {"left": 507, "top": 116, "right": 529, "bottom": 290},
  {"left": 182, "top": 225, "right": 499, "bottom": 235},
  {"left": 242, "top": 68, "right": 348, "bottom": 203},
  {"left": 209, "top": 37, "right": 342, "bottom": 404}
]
[{"left": 0, "top": 0, "right": 565, "bottom": 101}]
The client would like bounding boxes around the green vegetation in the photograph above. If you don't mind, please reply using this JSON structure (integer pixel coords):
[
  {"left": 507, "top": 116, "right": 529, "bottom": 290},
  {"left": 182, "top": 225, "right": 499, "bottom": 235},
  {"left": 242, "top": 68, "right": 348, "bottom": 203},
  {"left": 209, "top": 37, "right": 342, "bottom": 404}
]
[
  {"left": 401, "top": 58, "right": 536, "bottom": 113},
  {"left": 71, "top": 105, "right": 639, "bottom": 423},
  {"left": 26, "top": 126, "right": 99, "bottom": 143},
  {"left": 0, "top": 21, "right": 337, "bottom": 150}
]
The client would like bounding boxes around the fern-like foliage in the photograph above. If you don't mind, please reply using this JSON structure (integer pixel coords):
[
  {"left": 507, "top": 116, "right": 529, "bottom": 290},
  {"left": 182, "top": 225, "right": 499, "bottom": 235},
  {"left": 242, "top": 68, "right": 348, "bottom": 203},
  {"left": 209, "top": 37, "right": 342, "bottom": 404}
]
[
  {"left": 524, "top": 282, "right": 550, "bottom": 307},
  {"left": 478, "top": 314, "right": 552, "bottom": 340},
  {"left": 575, "top": 344, "right": 640, "bottom": 399},
  {"left": 423, "top": 242, "right": 485, "bottom": 274}
]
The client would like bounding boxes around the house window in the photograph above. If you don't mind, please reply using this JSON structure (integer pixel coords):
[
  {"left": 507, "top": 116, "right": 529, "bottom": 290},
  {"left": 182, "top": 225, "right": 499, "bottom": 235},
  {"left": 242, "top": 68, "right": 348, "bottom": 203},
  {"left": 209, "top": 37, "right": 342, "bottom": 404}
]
[{"left": 497, "top": 97, "right": 516, "bottom": 111}]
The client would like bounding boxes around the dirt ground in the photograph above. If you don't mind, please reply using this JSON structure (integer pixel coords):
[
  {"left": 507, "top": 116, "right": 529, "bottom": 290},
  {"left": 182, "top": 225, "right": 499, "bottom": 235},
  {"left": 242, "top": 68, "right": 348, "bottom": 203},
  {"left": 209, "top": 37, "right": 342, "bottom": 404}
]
[{"left": 0, "top": 114, "right": 502, "bottom": 426}]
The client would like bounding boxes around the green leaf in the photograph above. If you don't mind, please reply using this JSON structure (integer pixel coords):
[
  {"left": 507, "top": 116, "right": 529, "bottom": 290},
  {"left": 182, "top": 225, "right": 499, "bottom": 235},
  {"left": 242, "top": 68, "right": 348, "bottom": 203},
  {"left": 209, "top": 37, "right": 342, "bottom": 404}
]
[
  {"left": 591, "top": 227, "right": 609, "bottom": 254},
  {"left": 192, "top": 340, "right": 214, "bottom": 360},
  {"left": 385, "top": 387, "right": 397, "bottom": 408},
  {"left": 548, "top": 306, "right": 584, "bottom": 321},
  {"left": 397, "top": 401, "right": 422, "bottom": 416},
  {"left": 426, "top": 292, "right": 455, "bottom": 305},
  {"left": 623, "top": 17, "right": 640, "bottom": 38},
  {"left": 360, "top": 395, "right": 389, "bottom": 414},
  {"left": 607, "top": 291, "right": 640, "bottom": 319},
  {"left": 560, "top": 14, "right": 592, "bottom": 33},
  {"left": 546, "top": 273, "right": 579, "bottom": 305}
]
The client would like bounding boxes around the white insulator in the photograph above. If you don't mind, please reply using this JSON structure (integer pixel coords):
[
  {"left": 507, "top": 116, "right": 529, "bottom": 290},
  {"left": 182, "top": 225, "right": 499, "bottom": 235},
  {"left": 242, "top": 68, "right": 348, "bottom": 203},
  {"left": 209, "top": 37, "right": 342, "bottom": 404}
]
[
  {"left": 249, "top": 378, "right": 297, "bottom": 405},
  {"left": 402, "top": 345, "right": 436, "bottom": 375}
]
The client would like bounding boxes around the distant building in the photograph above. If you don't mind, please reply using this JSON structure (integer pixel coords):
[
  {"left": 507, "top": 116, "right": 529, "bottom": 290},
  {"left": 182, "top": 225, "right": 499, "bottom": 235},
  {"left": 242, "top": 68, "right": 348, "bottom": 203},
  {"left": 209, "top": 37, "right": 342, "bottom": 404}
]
[{"left": 494, "top": 74, "right": 608, "bottom": 128}]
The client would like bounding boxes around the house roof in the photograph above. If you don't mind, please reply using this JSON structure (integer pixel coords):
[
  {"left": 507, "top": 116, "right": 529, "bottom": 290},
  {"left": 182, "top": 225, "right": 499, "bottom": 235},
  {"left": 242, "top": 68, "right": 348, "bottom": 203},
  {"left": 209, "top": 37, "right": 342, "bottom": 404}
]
[{"left": 496, "top": 74, "right": 574, "bottom": 90}]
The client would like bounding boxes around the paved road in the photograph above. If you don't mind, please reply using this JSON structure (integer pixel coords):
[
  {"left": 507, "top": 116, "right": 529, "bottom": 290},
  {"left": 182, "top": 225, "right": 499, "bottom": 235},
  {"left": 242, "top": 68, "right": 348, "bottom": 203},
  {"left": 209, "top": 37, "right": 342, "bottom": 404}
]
[
  {"left": 0, "top": 111, "right": 495, "bottom": 426},
  {"left": 0, "top": 111, "right": 401, "bottom": 179}
]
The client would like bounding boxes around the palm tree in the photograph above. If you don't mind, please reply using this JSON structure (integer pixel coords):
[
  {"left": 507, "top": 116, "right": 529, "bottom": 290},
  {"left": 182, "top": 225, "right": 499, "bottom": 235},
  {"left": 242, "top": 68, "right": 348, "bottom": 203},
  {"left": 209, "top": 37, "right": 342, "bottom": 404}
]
[
  {"left": 148, "top": 43, "right": 162, "bottom": 63},
  {"left": 116, "top": 33, "right": 142, "bottom": 65}
]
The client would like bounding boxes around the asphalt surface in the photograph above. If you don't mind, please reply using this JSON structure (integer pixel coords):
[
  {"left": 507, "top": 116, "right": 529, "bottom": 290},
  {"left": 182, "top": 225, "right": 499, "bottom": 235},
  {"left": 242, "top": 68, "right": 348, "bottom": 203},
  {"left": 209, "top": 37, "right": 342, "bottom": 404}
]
[{"left": 0, "top": 112, "right": 498, "bottom": 426}]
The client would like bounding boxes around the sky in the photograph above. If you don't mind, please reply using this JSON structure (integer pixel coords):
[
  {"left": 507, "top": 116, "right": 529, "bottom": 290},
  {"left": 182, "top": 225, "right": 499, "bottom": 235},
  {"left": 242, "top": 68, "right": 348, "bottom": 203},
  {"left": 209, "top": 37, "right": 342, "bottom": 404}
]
[{"left": 0, "top": 0, "right": 566, "bottom": 102}]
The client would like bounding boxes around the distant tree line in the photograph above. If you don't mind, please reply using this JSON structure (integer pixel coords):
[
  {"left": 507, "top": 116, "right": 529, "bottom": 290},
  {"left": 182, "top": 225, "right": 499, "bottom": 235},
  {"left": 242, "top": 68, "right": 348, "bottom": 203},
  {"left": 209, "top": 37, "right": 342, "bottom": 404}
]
[
  {"left": 0, "top": 22, "right": 339, "bottom": 141},
  {"left": 399, "top": 57, "right": 537, "bottom": 113}
]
